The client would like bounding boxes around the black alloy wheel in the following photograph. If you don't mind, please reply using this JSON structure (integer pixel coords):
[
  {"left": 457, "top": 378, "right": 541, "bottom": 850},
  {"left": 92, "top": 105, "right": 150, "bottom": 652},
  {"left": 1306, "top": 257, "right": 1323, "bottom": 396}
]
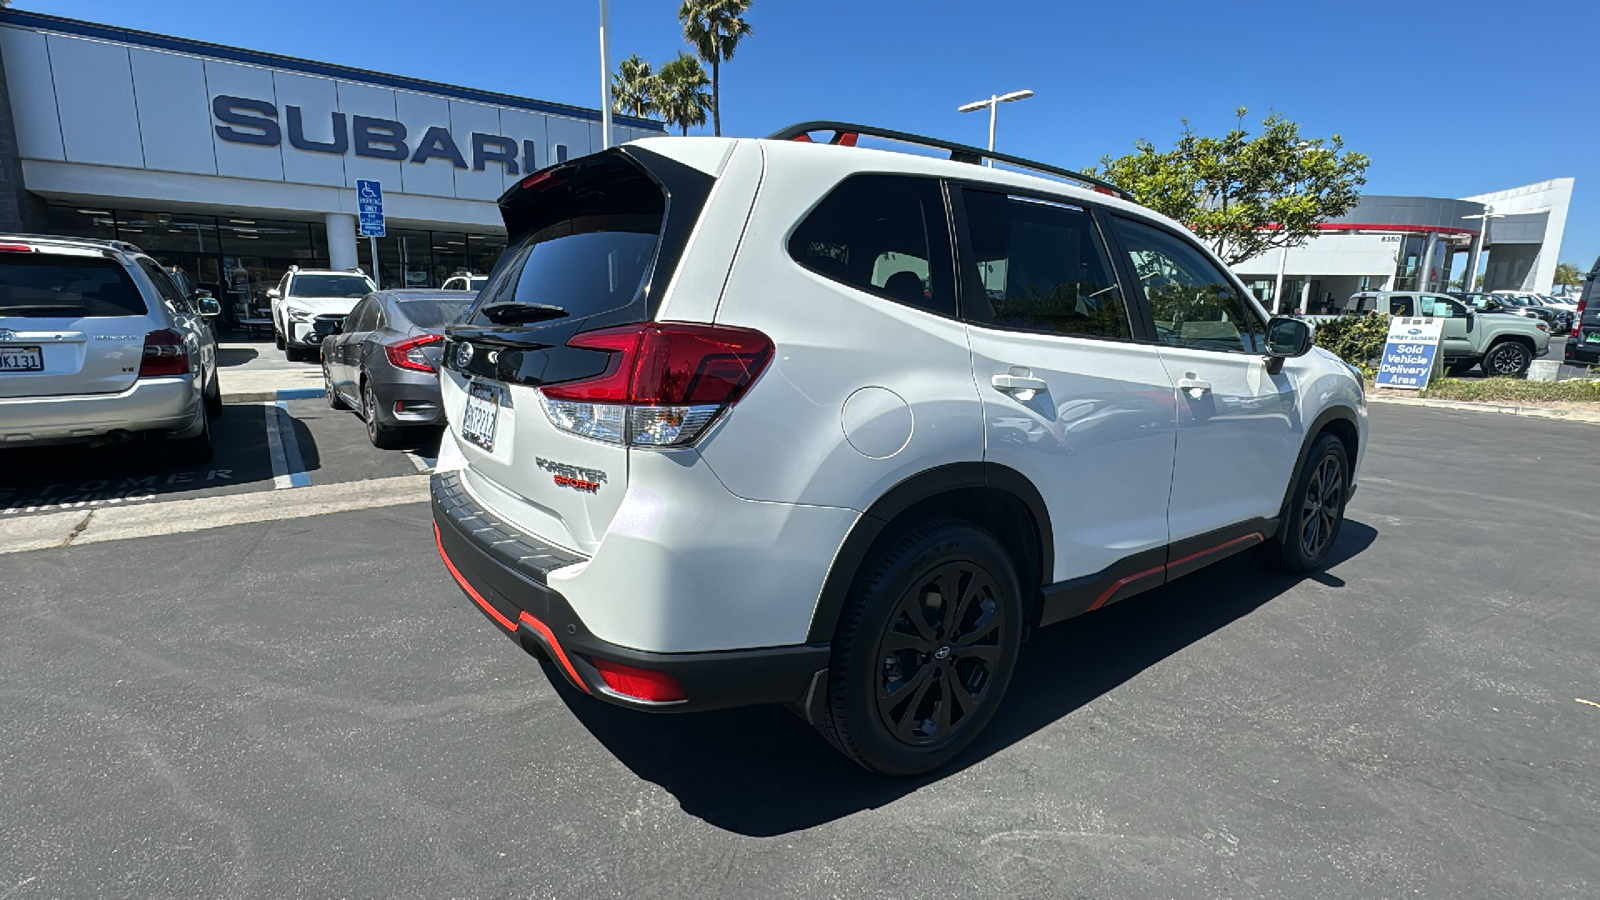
[
  {"left": 363, "top": 378, "right": 401, "bottom": 449},
  {"left": 1485, "top": 341, "right": 1531, "bottom": 378},
  {"left": 1258, "top": 432, "right": 1349, "bottom": 573},
  {"left": 818, "top": 520, "right": 1022, "bottom": 776}
]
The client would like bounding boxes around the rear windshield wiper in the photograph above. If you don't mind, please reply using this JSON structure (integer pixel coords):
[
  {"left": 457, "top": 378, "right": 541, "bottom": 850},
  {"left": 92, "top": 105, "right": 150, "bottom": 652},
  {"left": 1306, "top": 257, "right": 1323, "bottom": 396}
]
[{"left": 479, "top": 302, "right": 569, "bottom": 325}]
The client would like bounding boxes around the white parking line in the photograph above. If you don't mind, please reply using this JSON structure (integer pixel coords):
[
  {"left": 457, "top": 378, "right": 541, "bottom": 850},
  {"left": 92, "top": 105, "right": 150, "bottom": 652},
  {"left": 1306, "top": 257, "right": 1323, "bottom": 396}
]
[
  {"left": 262, "top": 401, "right": 311, "bottom": 489},
  {"left": 405, "top": 452, "right": 435, "bottom": 474}
]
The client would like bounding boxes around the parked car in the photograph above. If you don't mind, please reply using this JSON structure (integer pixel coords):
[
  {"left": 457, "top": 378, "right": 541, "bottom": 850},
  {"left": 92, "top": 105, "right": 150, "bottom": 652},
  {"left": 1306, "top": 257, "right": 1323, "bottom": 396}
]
[
  {"left": 1565, "top": 259, "right": 1600, "bottom": 367},
  {"left": 269, "top": 267, "right": 376, "bottom": 362},
  {"left": 320, "top": 289, "right": 472, "bottom": 448},
  {"left": 1478, "top": 292, "right": 1565, "bottom": 332},
  {"left": 1353, "top": 290, "right": 1549, "bottom": 376},
  {"left": 441, "top": 273, "right": 488, "bottom": 292},
  {"left": 429, "top": 123, "right": 1369, "bottom": 776},
  {"left": 0, "top": 233, "right": 221, "bottom": 460}
]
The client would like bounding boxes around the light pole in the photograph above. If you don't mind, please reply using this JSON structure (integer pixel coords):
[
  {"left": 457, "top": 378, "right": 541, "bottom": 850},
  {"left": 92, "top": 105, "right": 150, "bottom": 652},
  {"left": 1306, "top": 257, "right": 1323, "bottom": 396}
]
[
  {"left": 1461, "top": 206, "right": 1502, "bottom": 291},
  {"left": 599, "top": 0, "right": 613, "bottom": 150},
  {"left": 1271, "top": 141, "right": 1327, "bottom": 313},
  {"left": 958, "top": 89, "right": 1034, "bottom": 166}
]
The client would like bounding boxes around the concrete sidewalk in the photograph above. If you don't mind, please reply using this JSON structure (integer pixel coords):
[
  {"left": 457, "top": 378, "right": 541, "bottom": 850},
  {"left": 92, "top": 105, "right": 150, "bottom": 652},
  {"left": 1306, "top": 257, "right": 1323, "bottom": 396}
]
[{"left": 214, "top": 338, "right": 326, "bottom": 401}]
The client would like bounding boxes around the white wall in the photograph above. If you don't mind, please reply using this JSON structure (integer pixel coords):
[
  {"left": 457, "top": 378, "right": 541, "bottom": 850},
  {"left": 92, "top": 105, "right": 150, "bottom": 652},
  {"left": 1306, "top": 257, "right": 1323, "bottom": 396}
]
[
  {"left": 1233, "top": 232, "right": 1401, "bottom": 279},
  {"left": 0, "top": 22, "right": 662, "bottom": 227},
  {"left": 1462, "top": 178, "right": 1575, "bottom": 294}
]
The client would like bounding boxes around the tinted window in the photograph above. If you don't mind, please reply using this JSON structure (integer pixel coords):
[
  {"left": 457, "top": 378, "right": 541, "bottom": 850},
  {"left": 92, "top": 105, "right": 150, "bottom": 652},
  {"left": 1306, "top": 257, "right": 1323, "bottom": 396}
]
[
  {"left": 471, "top": 155, "right": 665, "bottom": 326},
  {"left": 289, "top": 274, "right": 374, "bottom": 298},
  {"left": 959, "top": 190, "right": 1131, "bottom": 339},
  {"left": 787, "top": 174, "right": 954, "bottom": 317},
  {"left": 137, "top": 258, "right": 193, "bottom": 314},
  {"left": 0, "top": 253, "right": 147, "bottom": 317},
  {"left": 1390, "top": 295, "right": 1416, "bottom": 317},
  {"left": 344, "top": 298, "right": 376, "bottom": 333},
  {"left": 1112, "top": 217, "right": 1262, "bottom": 352},
  {"left": 396, "top": 297, "right": 472, "bottom": 329}
]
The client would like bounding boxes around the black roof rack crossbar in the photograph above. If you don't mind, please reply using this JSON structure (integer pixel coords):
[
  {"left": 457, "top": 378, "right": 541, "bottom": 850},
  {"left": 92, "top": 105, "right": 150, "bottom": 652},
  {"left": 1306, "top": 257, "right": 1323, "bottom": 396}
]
[{"left": 766, "top": 121, "right": 1133, "bottom": 202}]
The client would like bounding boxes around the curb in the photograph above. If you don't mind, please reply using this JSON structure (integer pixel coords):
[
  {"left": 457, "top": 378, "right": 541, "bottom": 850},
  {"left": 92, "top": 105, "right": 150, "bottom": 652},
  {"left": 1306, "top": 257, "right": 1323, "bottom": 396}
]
[
  {"left": 1369, "top": 394, "right": 1600, "bottom": 425},
  {"left": 221, "top": 386, "right": 326, "bottom": 403}
]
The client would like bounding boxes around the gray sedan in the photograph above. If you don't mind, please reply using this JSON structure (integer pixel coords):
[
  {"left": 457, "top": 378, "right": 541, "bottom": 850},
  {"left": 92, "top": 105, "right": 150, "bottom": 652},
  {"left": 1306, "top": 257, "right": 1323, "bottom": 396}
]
[{"left": 320, "top": 290, "right": 473, "bottom": 448}]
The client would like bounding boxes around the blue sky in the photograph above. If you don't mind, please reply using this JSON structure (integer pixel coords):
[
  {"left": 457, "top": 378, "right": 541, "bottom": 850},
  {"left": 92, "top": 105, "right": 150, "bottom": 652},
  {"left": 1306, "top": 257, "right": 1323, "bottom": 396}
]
[{"left": 22, "top": 0, "right": 1600, "bottom": 272}]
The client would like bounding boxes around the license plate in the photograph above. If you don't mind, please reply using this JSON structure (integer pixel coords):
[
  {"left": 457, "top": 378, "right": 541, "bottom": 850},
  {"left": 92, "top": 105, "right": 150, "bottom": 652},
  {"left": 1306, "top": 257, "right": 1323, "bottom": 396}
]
[
  {"left": 461, "top": 382, "right": 502, "bottom": 451},
  {"left": 0, "top": 345, "right": 43, "bottom": 372},
  {"left": 1586, "top": 333, "right": 1600, "bottom": 344}
]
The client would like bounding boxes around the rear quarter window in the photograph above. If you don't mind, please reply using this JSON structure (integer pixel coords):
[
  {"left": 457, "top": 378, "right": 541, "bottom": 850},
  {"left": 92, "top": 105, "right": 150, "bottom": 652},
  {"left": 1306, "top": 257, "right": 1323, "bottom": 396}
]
[{"left": 0, "top": 253, "right": 147, "bottom": 317}]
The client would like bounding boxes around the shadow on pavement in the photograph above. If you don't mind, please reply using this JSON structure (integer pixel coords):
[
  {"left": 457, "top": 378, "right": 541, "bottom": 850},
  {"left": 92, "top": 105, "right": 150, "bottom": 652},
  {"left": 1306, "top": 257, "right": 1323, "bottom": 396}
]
[
  {"left": 541, "top": 520, "right": 1379, "bottom": 836},
  {"left": 215, "top": 347, "right": 259, "bottom": 367}
]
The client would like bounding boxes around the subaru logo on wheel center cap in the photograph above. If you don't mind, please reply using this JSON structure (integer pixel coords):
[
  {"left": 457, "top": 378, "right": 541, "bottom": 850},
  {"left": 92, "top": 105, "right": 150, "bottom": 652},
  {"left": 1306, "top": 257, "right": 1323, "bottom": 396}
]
[
  {"left": 935, "top": 646, "right": 951, "bottom": 659},
  {"left": 455, "top": 341, "right": 474, "bottom": 368}
]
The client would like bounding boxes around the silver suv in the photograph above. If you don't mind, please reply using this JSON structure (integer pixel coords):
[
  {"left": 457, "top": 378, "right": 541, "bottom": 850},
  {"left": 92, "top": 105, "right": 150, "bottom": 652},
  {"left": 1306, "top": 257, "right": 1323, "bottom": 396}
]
[{"left": 0, "top": 234, "right": 221, "bottom": 461}]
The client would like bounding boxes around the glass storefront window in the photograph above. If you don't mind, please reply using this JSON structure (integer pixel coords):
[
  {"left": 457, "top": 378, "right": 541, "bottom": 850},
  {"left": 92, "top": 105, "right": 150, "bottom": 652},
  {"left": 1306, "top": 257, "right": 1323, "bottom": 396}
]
[{"left": 43, "top": 205, "right": 117, "bottom": 240}]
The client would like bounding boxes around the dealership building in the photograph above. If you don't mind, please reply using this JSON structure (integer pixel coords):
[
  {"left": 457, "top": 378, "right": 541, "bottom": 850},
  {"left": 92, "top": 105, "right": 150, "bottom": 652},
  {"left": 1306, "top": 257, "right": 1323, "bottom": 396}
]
[
  {"left": 1233, "top": 178, "right": 1575, "bottom": 311},
  {"left": 0, "top": 9, "right": 663, "bottom": 326}
]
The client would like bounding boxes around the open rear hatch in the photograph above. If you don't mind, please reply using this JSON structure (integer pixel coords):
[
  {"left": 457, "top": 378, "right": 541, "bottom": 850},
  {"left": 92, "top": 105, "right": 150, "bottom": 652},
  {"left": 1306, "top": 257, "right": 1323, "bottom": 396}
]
[
  {"left": 440, "top": 147, "right": 718, "bottom": 555},
  {"left": 0, "top": 244, "right": 151, "bottom": 399}
]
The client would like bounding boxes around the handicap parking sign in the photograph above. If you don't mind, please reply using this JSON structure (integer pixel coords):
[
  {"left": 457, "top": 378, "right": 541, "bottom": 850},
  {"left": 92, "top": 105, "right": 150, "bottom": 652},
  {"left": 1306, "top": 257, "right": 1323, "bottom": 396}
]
[{"left": 357, "top": 179, "right": 385, "bottom": 237}]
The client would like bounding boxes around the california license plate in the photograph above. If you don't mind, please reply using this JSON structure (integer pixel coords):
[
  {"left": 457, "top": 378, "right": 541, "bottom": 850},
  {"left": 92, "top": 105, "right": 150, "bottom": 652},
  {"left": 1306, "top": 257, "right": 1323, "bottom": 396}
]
[
  {"left": 461, "top": 382, "right": 501, "bottom": 451},
  {"left": 1585, "top": 333, "right": 1600, "bottom": 344},
  {"left": 0, "top": 345, "right": 43, "bottom": 372}
]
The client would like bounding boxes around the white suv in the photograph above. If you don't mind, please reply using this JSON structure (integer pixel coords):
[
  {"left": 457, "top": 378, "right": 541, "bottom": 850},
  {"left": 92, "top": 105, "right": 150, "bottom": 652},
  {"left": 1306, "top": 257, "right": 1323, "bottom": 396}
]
[
  {"left": 269, "top": 267, "right": 376, "bottom": 361},
  {"left": 430, "top": 124, "right": 1368, "bottom": 775}
]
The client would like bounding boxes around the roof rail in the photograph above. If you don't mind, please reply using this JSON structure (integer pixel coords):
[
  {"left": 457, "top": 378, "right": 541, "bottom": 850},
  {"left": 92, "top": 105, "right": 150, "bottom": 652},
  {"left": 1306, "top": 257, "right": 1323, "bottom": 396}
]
[
  {"left": 0, "top": 233, "right": 145, "bottom": 255},
  {"left": 766, "top": 121, "right": 1133, "bottom": 202}
]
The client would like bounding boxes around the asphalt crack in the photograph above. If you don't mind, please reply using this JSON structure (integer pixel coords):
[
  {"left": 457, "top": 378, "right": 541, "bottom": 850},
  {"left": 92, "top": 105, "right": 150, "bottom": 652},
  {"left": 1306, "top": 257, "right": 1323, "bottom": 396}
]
[{"left": 60, "top": 510, "right": 94, "bottom": 546}]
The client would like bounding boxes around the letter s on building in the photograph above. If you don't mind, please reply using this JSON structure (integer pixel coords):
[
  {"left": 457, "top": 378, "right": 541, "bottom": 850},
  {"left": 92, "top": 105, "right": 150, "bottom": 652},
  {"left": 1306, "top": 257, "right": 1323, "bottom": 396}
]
[{"left": 213, "top": 96, "right": 281, "bottom": 146}]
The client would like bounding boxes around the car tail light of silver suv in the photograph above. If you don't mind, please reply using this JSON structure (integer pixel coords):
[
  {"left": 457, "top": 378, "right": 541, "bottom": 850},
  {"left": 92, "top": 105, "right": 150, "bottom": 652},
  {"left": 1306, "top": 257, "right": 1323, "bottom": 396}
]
[
  {"left": 538, "top": 322, "right": 773, "bottom": 448},
  {"left": 138, "top": 329, "right": 189, "bottom": 377}
]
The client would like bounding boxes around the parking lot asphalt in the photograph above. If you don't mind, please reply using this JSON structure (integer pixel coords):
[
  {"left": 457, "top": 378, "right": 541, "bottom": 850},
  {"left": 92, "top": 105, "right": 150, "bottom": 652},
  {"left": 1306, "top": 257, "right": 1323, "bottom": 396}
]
[
  {"left": 0, "top": 398, "right": 436, "bottom": 518},
  {"left": 1, "top": 404, "right": 1597, "bottom": 898}
]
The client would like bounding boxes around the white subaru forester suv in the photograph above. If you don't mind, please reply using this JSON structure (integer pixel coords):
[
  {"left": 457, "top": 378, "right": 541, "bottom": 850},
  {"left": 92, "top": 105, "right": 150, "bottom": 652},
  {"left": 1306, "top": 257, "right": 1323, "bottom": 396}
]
[{"left": 431, "top": 123, "right": 1368, "bottom": 775}]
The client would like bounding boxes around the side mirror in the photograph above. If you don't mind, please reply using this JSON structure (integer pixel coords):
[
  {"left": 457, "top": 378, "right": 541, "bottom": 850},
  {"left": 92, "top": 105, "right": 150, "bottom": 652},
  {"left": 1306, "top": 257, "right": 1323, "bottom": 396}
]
[
  {"left": 198, "top": 296, "right": 222, "bottom": 317},
  {"left": 1265, "top": 316, "right": 1314, "bottom": 359},
  {"left": 266, "top": 288, "right": 281, "bottom": 300}
]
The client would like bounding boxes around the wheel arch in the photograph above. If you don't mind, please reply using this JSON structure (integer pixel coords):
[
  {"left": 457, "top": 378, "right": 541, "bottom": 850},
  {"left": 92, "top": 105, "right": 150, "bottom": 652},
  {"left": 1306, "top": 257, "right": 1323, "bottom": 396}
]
[
  {"left": 1274, "top": 405, "right": 1360, "bottom": 541},
  {"left": 805, "top": 462, "right": 1053, "bottom": 644}
]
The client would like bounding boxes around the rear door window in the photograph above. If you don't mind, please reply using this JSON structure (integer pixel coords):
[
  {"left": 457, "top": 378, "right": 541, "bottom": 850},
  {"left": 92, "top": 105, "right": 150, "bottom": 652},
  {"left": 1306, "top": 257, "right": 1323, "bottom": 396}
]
[
  {"left": 0, "top": 252, "right": 147, "bottom": 318},
  {"left": 787, "top": 174, "right": 955, "bottom": 318},
  {"left": 957, "top": 190, "right": 1131, "bottom": 339},
  {"left": 136, "top": 258, "right": 193, "bottom": 314}
]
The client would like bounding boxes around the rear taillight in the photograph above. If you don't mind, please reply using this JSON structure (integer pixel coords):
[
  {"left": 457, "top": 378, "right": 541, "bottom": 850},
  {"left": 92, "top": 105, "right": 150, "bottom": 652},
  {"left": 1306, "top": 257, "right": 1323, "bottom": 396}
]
[
  {"left": 590, "top": 657, "right": 687, "bottom": 703},
  {"left": 138, "top": 329, "right": 189, "bottom": 377},
  {"left": 0, "top": 243, "right": 36, "bottom": 253},
  {"left": 386, "top": 334, "right": 442, "bottom": 373},
  {"left": 538, "top": 322, "right": 773, "bottom": 447},
  {"left": 1575, "top": 299, "right": 1587, "bottom": 336}
]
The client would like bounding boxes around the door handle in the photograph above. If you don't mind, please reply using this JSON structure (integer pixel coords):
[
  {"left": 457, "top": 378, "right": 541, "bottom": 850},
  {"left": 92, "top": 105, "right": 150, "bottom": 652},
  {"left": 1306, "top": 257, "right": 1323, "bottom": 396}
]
[
  {"left": 991, "top": 373, "right": 1050, "bottom": 394},
  {"left": 1176, "top": 377, "right": 1212, "bottom": 397}
]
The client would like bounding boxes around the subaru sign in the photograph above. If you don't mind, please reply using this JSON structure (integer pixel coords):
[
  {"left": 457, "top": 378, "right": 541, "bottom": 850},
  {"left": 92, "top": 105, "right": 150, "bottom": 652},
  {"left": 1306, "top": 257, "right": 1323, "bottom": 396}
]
[
  {"left": 357, "top": 179, "right": 385, "bottom": 238},
  {"left": 1375, "top": 318, "right": 1444, "bottom": 389}
]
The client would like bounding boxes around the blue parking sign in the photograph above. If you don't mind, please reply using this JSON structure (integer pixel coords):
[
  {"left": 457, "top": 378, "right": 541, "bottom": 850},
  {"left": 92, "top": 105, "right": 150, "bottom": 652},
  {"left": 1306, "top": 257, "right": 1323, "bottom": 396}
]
[{"left": 356, "top": 179, "right": 385, "bottom": 237}]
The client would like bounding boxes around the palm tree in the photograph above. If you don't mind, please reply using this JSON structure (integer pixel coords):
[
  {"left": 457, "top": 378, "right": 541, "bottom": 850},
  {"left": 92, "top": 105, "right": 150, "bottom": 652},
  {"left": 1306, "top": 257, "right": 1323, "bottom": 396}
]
[
  {"left": 678, "top": 0, "right": 753, "bottom": 137},
  {"left": 653, "top": 52, "right": 712, "bottom": 137},
  {"left": 611, "top": 54, "right": 656, "bottom": 119}
]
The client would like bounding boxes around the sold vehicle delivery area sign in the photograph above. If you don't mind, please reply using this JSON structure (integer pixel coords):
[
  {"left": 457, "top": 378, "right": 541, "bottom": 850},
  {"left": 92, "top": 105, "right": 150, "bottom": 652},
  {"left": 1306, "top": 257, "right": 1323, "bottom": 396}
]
[{"left": 1375, "top": 317, "right": 1444, "bottom": 389}]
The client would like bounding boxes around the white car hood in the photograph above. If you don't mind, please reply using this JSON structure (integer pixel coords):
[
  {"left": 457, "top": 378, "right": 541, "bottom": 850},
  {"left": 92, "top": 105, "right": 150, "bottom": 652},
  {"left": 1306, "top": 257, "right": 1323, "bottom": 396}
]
[{"left": 284, "top": 295, "right": 362, "bottom": 316}]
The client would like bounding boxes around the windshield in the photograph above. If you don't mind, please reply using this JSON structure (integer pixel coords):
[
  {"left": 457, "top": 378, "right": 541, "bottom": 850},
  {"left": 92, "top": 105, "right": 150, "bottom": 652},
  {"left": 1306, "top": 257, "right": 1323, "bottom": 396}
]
[
  {"left": 291, "top": 274, "right": 374, "bottom": 298},
  {"left": 397, "top": 297, "right": 473, "bottom": 329},
  {"left": 0, "top": 253, "right": 147, "bottom": 318}
]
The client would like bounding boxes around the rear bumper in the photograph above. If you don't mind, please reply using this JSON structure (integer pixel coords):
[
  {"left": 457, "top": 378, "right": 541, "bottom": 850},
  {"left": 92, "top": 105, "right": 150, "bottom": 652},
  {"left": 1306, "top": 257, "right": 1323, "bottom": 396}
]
[
  {"left": 0, "top": 375, "right": 199, "bottom": 445},
  {"left": 430, "top": 471, "right": 830, "bottom": 713},
  {"left": 1565, "top": 336, "right": 1600, "bottom": 365},
  {"left": 370, "top": 367, "right": 445, "bottom": 426}
]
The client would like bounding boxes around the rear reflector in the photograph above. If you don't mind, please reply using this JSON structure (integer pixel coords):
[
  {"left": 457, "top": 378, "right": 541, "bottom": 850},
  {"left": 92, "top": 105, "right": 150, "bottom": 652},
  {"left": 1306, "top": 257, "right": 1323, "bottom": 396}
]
[
  {"left": 591, "top": 657, "right": 687, "bottom": 703},
  {"left": 385, "top": 333, "right": 442, "bottom": 372},
  {"left": 538, "top": 322, "right": 773, "bottom": 447},
  {"left": 0, "top": 243, "right": 36, "bottom": 253},
  {"left": 138, "top": 329, "right": 189, "bottom": 377}
]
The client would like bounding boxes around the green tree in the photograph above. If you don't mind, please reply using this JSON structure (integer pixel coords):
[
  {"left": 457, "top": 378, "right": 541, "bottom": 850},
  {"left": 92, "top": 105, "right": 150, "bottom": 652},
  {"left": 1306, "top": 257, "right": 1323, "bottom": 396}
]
[
  {"left": 1090, "top": 109, "right": 1370, "bottom": 266},
  {"left": 679, "top": 0, "right": 753, "bottom": 137},
  {"left": 1554, "top": 261, "right": 1584, "bottom": 293},
  {"left": 611, "top": 54, "right": 657, "bottom": 118},
  {"left": 654, "top": 52, "right": 712, "bottom": 137}
]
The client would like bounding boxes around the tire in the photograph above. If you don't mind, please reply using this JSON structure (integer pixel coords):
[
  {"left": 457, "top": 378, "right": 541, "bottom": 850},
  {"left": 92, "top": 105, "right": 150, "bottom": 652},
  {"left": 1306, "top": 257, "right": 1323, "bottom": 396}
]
[
  {"left": 324, "top": 362, "right": 348, "bottom": 410},
  {"left": 1258, "top": 433, "right": 1349, "bottom": 574},
  {"left": 817, "top": 520, "right": 1023, "bottom": 776},
  {"left": 274, "top": 328, "right": 285, "bottom": 350},
  {"left": 363, "top": 377, "right": 403, "bottom": 449},
  {"left": 203, "top": 369, "right": 223, "bottom": 418},
  {"left": 1483, "top": 340, "right": 1532, "bottom": 378},
  {"left": 167, "top": 411, "right": 213, "bottom": 465}
]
